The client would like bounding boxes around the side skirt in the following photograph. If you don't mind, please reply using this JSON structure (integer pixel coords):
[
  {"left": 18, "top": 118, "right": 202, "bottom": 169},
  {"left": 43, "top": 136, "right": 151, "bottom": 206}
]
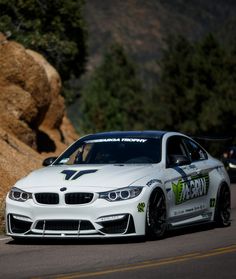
[{"left": 168, "top": 212, "right": 213, "bottom": 230}]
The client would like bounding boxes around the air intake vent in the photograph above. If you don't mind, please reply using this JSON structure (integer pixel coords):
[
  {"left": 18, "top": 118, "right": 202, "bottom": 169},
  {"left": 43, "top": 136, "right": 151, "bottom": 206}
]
[
  {"left": 65, "top": 193, "right": 94, "bottom": 204},
  {"left": 9, "top": 214, "right": 32, "bottom": 234},
  {"left": 35, "top": 220, "right": 95, "bottom": 231},
  {"left": 35, "top": 193, "right": 59, "bottom": 204}
]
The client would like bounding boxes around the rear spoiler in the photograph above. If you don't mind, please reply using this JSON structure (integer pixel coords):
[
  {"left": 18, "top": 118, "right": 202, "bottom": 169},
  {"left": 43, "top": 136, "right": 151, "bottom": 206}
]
[
  {"left": 191, "top": 135, "right": 235, "bottom": 158},
  {"left": 192, "top": 136, "right": 234, "bottom": 142}
]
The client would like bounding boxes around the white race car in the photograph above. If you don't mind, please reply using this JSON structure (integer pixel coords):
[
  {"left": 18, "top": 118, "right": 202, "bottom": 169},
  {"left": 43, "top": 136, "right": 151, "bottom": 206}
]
[{"left": 6, "top": 131, "right": 231, "bottom": 240}]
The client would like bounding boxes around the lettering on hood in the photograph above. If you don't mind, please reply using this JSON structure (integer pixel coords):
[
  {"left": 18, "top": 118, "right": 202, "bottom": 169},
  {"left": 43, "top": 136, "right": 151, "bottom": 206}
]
[{"left": 61, "top": 169, "right": 98, "bottom": 180}]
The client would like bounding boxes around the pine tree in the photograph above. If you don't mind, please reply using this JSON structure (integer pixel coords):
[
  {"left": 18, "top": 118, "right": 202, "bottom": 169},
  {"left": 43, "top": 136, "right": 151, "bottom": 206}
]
[
  {"left": 150, "top": 34, "right": 236, "bottom": 138},
  {"left": 148, "top": 35, "right": 194, "bottom": 131},
  {"left": 80, "top": 43, "right": 146, "bottom": 133}
]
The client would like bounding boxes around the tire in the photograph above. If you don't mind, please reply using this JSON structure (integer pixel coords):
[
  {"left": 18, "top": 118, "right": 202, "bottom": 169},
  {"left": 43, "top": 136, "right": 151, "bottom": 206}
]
[
  {"left": 146, "top": 189, "right": 167, "bottom": 239},
  {"left": 214, "top": 184, "right": 231, "bottom": 227}
]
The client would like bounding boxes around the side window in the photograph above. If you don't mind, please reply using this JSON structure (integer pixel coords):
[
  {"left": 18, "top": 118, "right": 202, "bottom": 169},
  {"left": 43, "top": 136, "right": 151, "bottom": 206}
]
[
  {"left": 166, "top": 136, "right": 188, "bottom": 167},
  {"left": 183, "top": 138, "right": 207, "bottom": 162}
]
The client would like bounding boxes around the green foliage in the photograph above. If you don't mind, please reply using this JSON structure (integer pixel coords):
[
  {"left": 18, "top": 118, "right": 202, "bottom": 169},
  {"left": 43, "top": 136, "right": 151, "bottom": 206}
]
[
  {"left": 80, "top": 43, "right": 146, "bottom": 133},
  {"left": 150, "top": 34, "right": 236, "bottom": 140},
  {"left": 80, "top": 35, "right": 236, "bottom": 149},
  {"left": 0, "top": 0, "right": 87, "bottom": 103},
  {"left": 148, "top": 36, "right": 194, "bottom": 131}
]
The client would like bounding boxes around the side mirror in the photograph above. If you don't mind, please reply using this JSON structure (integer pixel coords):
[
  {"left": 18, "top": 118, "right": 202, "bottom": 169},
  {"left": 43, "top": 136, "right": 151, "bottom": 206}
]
[
  {"left": 168, "top": 155, "right": 191, "bottom": 167},
  {"left": 42, "top": 157, "right": 57, "bottom": 167}
]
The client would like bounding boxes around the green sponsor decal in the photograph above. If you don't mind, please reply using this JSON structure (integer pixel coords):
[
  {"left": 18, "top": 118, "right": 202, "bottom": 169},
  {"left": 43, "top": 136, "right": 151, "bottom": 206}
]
[
  {"left": 137, "top": 202, "right": 145, "bottom": 212},
  {"left": 172, "top": 174, "right": 209, "bottom": 205},
  {"left": 210, "top": 198, "right": 216, "bottom": 208}
]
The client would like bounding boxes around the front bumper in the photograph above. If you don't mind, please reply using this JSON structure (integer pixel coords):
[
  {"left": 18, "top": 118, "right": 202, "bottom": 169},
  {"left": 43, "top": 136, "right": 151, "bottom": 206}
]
[{"left": 5, "top": 195, "right": 147, "bottom": 239}]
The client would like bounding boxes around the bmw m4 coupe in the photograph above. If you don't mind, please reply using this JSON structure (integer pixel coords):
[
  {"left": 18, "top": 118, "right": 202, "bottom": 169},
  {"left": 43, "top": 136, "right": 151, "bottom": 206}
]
[{"left": 6, "top": 131, "right": 231, "bottom": 240}]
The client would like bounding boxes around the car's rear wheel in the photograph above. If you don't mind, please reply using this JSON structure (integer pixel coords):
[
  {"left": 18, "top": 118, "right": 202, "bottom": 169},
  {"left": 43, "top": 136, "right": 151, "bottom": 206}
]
[
  {"left": 146, "top": 189, "right": 167, "bottom": 239},
  {"left": 214, "top": 184, "right": 231, "bottom": 227}
]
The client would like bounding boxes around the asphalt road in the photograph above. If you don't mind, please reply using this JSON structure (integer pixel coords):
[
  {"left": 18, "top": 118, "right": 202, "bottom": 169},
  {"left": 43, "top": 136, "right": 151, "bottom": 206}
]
[{"left": 0, "top": 185, "right": 235, "bottom": 279}]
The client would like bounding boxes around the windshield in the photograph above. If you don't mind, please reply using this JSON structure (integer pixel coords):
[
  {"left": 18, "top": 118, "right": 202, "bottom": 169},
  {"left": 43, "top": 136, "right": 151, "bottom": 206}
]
[{"left": 54, "top": 137, "right": 161, "bottom": 165}]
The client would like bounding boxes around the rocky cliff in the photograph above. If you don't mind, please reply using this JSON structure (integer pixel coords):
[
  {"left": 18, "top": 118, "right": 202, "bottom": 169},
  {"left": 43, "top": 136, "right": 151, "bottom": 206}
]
[{"left": 0, "top": 33, "right": 78, "bottom": 229}]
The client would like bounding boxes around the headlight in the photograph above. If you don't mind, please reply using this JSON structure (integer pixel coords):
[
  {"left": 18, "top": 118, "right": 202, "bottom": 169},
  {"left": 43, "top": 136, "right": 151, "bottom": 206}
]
[
  {"left": 8, "top": 187, "right": 32, "bottom": 202},
  {"left": 99, "top": 186, "right": 143, "bottom": 202}
]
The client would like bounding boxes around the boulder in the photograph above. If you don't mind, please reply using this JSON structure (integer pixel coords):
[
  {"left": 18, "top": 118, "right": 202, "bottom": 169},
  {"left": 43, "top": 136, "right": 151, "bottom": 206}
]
[{"left": 0, "top": 32, "right": 78, "bottom": 201}]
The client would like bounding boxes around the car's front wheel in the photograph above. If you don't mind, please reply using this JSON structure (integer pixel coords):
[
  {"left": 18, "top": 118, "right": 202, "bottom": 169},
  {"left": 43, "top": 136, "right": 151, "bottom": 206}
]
[
  {"left": 146, "top": 189, "right": 167, "bottom": 239},
  {"left": 214, "top": 184, "right": 231, "bottom": 227}
]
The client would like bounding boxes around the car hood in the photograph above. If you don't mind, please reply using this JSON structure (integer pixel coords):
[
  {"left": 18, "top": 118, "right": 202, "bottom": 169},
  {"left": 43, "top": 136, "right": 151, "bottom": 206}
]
[{"left": 15, "top": 164, "right": 157, "bottom": 192}]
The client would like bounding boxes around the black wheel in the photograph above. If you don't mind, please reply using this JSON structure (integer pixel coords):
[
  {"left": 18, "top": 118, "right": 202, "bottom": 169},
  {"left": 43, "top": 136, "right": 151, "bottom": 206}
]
[
  {"left": 146, "top": 189, "right": 167, "bottom": 239},
  {"left": 214, "top": 185, "right": 231, "bottom": 227}
]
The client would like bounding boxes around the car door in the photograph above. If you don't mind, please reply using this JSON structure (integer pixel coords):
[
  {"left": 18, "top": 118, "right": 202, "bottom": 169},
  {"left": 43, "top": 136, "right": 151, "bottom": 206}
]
[
  {"left": 182, "top": 136, "right": 211, "bottom": 212},
  {"left": 164, "top": 135, "right": 210, "bottom": 226}
]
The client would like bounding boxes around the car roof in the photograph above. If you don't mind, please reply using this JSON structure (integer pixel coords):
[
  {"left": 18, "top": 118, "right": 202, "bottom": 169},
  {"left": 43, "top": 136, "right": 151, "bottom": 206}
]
[{"left": 82, "top": 131, "right": 168, "bottom": 140}]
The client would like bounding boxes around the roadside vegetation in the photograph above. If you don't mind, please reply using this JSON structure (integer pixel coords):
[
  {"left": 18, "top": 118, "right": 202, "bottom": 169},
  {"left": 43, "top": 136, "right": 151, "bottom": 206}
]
[
  {"left": 81, "top": 35, "right": 236, "bottom": 152},
  {"left": 149, "top": 34, "right": 236, "bottom": 137},
  {"left": 80, "top": 44, "right": 147, "bottom": 132}
]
